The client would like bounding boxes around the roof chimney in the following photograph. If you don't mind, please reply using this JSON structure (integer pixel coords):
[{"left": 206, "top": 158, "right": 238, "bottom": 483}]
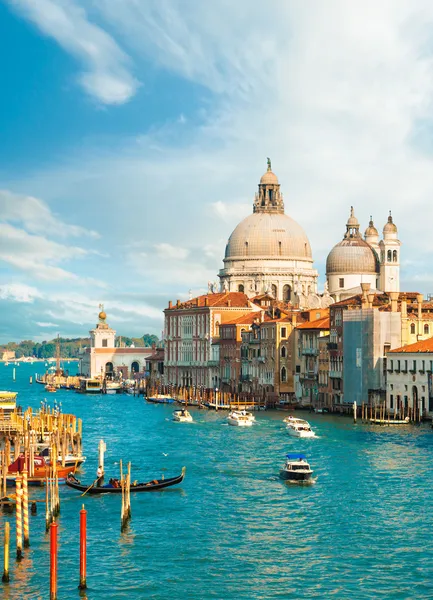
[
  {"left": 367, "top": 293, "right": 375, "bottom": 309},
  {"left": 401, "top": 295, "right": 407, "bottom": 318},
  {"left": 168, "top": 300, "right": 172, "bottom": 309},
  {"left": 292, "top": 313, "right": 297, "bottom": 326},
  {"left": 176, "top": 299, "right": 180, "bottom": 308},
  {"left": 260, "top": 311, "right": 264, "bottom": 323},
  {"left": 389, "top": 292, "right": 399, "bottom": 313},
  {"left": 204, "top": 297, "right": 208, "bottom": 307},
  {"left": 417, "top": 294, "right": 423, "bottom": 321},
  {"left": 227, "top": 299, "right": 231, "bottom": 307}
]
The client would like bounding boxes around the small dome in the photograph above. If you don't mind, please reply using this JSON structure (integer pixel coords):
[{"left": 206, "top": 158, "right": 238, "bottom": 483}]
[
  {"left": 384, "top": 213, "right": 397, "bottom": 234},
  {"left": 260, "top": 170, "right": 279, "bottom": 185},
  {"left": 365, "top": 216, "right": 378, "bottom": 238},
  {"left": 346, "top": 206, "right": 359, "bottom": 227},
  {"left": 326, "top": 238, "right": 379, "bottom": 275},
  {"left": 225, "top": 212, "right": 312, "bottom": 260}
]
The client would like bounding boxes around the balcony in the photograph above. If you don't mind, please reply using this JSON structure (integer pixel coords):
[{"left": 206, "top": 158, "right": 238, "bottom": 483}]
[
  {"left": 302, "top": 347, "right": 318, "bottom": 356},
  {"left": 329, "top": 370, "right": 342, "bottom": 378}
]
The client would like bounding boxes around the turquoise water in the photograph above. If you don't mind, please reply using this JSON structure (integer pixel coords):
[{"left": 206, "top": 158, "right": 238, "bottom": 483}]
[{"left": 1, "top": 363, "right": 433, "bottom": 599}]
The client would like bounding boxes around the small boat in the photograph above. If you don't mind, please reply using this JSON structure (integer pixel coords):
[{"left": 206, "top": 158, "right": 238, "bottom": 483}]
[
  {"left": 65, "top": 468, "right": 186, "bottom": 494},
  {"left": 106, "top": 381, "right": 122, "bottom": 394},
  {"left": 286, "top": 419, "right": 316, "bottom": 438},
  {"left": 45, "top": 384, "right": 57, "bottom": 393},
  {"left": 279, "top": 453, "right": 314, "bottom": 483},
  {"left": 227, "top": 410, "right": 255, "bottom": 427},
  {"left": 370, "top": 417, "right": 410, "bottom": 425},
  {"left": 173, "top": 409, "right": 193, "bottom": 423},
  {"left": 147, "top": 394, "right": 175, "bottom": 404},
  {"left": 79, "top": 378, "right": 102, "bottom": 394},
  {"left": 39, "top": 447, "right": 86, "bottom": 468},
  {"left": 7, "top": 455, "right": 76, "bottom": 486},
  {"left": 0, "top": 391, "right": 17, "bottom": 415}
]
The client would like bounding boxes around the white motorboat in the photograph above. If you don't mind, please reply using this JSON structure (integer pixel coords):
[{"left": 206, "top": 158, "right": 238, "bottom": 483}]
[
  {"left": 227, "top": 410, "right": 255, "bottom": 427},
  {"left": 279, "top": 453, "right": 314, "bottom": 483},
  {"left": 173, "top": 409, "right": 193, "bottom": 423},
  {"left": 286, "top": 418, "right": 316, "bottom": 438}
]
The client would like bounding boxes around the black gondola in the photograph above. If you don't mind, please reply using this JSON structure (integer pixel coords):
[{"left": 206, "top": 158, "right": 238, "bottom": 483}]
[{"left": 65, "top": 467, "right": 185, "bottom": 494}]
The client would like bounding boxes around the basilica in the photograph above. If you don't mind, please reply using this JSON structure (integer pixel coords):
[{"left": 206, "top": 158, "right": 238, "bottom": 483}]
[{"left": 218, "top": 160, "right": 401, "bottom": 302}]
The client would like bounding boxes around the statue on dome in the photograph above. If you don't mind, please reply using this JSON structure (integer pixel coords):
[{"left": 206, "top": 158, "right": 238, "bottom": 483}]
[{"left": 267, "top": 157, "right": 272, "bottom": 171}]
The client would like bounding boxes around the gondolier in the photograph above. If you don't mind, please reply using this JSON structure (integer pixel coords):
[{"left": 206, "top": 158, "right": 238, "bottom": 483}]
[{"left": 96, "top": 464, "right": 104, "bottom": 486}]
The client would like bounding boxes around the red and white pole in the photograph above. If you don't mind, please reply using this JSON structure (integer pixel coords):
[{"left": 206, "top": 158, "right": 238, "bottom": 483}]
[
  {"left": 78, "top": 504, "right": 87, "bottom": 590},
  {"left": 50, "top": 521, "right": 58, "bottom": 600}
]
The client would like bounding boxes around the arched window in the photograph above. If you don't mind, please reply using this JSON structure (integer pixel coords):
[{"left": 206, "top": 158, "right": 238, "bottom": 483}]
[
  {"left": 283, "top": 284, "right": 291, "bottom": 302},
  {"left": 410, "top": 323, "right": 416, "bottom": 335},
  {"left": 238, "top": 284, "right": 244, "bottom": 293},
  {"left": 215, "top": 321, "right": 220, "bottom": 336},
  {"left": 424, "top": 324, "right": 429, "bottom": 335},
  {"left": 393, "top": 250, "right": 398, "bottom": 262},
  {"left": 281, "top": 346, "right": 286, "bottom": 358},
  {"left": 271, "top": 284, "right": 277, "bottom": 298},
  {"left": 105, "top": 362, "right": 113, "bottom": 374},
  {"left": 245, "top": 242, "right": 248, "bottom": 256},
  {"left": 387, "top": 250, "right": 392, "bottom": 262},
  {"left": 131, "top": 361, "right": 140, "bottom": 373},
  {"left": 281, "top": 367, "right": 287, "bottom": 382}
]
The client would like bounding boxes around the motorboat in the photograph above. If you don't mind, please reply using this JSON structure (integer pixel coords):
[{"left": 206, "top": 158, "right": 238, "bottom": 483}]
[
  {"left": 45, "top": 383, "right": 57, "bottom": 393},
  {"left": 7, "top": 455, "right": 76, "bottom": 486},
  {"left": 105, "top": 381, "right": 122, "bottom": 394},
  {"left": 147, "top": 394, "right": 175, "bottom": 404},
  {"left": 65, "top": 467, "right": 186, "bottom": 494},
  {"left": 79, "top": 378, "right": 102, "bottom": 394},
  {"left": 279, "top": 453, "right": 314, "bottom": 483},
  {"left": 227, "top": 410, "right": 255, "bottom": 427},
  {"left": 283, "top": 415, "right": 308, "bottom": 424},
  {"left": 39, "top": 447, "right": 86, "bottom": 468},
  {"left": 173, "top": 409, "right": 193, "bottom": 423},
  {"left": 286, "top": 418, "right": 316, "bottom": 438}
]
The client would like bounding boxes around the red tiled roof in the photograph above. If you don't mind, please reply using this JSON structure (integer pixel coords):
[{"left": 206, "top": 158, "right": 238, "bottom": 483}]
[
  {"left": 221, "top": 312, "right": 265, "bottom": 326},
  {"left": 388, "top": 337, "right": 433, "bottom": 354},
  {"left": 166, "top": 292, "right": 251, "bottom": 310},
  {"left": 296, "top": 317, "right": 330, "bottom": 330}
]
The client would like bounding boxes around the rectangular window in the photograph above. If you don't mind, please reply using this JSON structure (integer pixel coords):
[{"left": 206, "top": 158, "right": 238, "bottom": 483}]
[
  {"left": 102, "top": 339, "right": 108, "bottom": 347},
  {"left": 281, "top": 327, "right": 287, "bottom": 338},
  {"left": 339, "top": 278, "right": 344, "bottom": 288},
  {"left": 390, "top": 394, "right": 394, "bottom": 409},
  {"left": 390, "top": 359, "right": 393, "bottom": 371},
  {"left": 296, "top": 365, "right": 300, "bottom": 373},
  {"left": 413, "top": 360, "right": 416, "bottom": 371}
]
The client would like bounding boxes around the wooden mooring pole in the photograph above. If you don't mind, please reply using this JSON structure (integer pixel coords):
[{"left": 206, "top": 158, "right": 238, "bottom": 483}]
[
  {"left": 22, "top": 470, "right": 30, "bottom": 548},
  {"left": 50, "top": 521, "right": 58, "bottom": 600},
  {"left": 2, "top": 522, "right": 9, "bottom": 583},
  {"left": 78, "top": 504, "right": 87, "bottom": 590},
  {"left": 15, "top": 476, "right": 23, "bottom": 560}
]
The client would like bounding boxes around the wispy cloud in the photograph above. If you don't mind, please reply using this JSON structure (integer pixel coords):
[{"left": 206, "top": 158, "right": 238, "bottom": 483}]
[
  {"left": 8, "top": 0, "right": 139, "bottom": 104},
  {"left": 0, "top": 190, "right": 99, "bottom": 238},
  {"left": 35, "top": 321, "right": 59, "bottom": 328},
  {"left": 0, "top": 283, "right": 42, "bottom": 303}
]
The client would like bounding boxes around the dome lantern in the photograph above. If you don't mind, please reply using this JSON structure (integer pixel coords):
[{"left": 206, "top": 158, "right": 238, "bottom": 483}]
[
  {"left": 254, "top": 158, "right": 284, "bottom": 214},
  {"left": 383, "top": 211, "right": 398, "bottom": 239}
]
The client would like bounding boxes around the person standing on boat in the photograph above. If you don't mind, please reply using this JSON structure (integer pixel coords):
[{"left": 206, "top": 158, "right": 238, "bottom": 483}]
[{"left": 96, "top": 465, "right": 104, "bottom": 486}]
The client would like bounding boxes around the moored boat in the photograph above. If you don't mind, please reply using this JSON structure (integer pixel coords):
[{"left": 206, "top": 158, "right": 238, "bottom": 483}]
[
  {"left": 7, "top": 455, "right": 76, "bottom": 486},
  {"left": 79, "top": 378, "right": 102, "bottom": 394},
  {"left": 173, "top": 409, "right": 193, "bottom": 423},
  {"left": 147, "top": 394, "right": 175, "bottom": 404},
  {"left": 279, "top": 453, "right": 314, "bottom": 483},
  {"left": 65, "top": 467, "right": 186, "bottom": 494},
  {"left": 227, "top": 410, "right": 255, "bottom": 427},
  {"left": 45, "top": 383, "right": 57, "bottom": 392}
]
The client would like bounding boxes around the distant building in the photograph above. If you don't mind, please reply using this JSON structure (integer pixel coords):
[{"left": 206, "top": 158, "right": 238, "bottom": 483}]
[
  {"left": 386, "top": 338, "right": 433, "bottom": 418},
  {"left": 1, "top": 351, "right": 15, "bottom": 362},
  {"left": 164, "top": 292, "right": 261, "bottom": 388},
  {"left": 80, "top": 308, "right": 154, "bottom": 379},
  {"left": 295, "top": 316, "right": 330, "bottom": 407}
]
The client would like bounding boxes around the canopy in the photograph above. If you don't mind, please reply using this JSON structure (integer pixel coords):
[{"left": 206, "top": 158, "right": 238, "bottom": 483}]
[{"left": 286, "top": 453, "right": 306, "bottom": 460}]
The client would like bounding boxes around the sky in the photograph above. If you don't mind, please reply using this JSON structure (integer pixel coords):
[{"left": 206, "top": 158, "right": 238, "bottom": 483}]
[{"left": 2, "top": 0, "right": 433, "bottom": 343}]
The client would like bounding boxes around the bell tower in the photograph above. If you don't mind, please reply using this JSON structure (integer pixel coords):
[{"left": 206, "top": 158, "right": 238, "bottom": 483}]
[
  {"left": 90, "top": 305, "right": 116, "bottom": 349},
  {"left": 379, "top": 212, "right": 401, "bottom": 293}
]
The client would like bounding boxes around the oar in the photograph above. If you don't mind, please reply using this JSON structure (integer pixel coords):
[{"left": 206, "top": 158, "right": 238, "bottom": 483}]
[{"left": 80, "top": 477, "right": 100, "bottom": 497}]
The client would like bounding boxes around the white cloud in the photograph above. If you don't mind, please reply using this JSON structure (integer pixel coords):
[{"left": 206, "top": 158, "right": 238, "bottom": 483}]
[
  {"left": 36, "top": 322, "right": 59, "bottom": 328},
  {"left": 154, "top": 243, "right": 189, "bottom": 260},
  {"left": 0, "top": 284, "right": 42, "bottom": 303},
  {"left": 9, "top": 0, "right": 138, "bottom": 104},
  {"left": 0, "top": 190, "right": 99, "bottom": 238}
]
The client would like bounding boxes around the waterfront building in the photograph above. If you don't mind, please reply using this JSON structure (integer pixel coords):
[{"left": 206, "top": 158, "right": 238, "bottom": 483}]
[
  {"left": 326, "top": 208, "right": 401, "bottom": 301},
  {"left": 146, "top": 347, "right": 165, "bottom": 388},
  {"left": 219, "top": 313, "right": 263, "bottom": 393},
  {"left": 386, "top": 338, "right": 433, "bottom": 418},
  {"left": 163, "top": 292, "right": 259, "bottom": 388},
  {"left": 218, "top": 160, "right": 321, "bottom": 304},
  {"left": 295, "top": 316, "right": 330, "bottom": 407},
  {"left": 318, "top": 334, "right": 331, "bottom": 408},
  {"left": 80, "top": 308, "right": 154, "bottom": 379}
]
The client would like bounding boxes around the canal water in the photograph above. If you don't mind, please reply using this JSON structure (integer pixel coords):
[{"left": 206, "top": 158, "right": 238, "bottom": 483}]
[{"left": 2, "top": 362, "right": 433, "bottom": 599}]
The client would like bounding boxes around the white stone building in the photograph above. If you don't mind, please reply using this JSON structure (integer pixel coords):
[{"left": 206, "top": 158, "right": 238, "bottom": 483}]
[
  {"left": 80, "top": 309, "right": 154, "bottom": 379},
  {"left": 326, "top": 208, "right": 401, "bottom": 301},
  {"left": 386, "top": 338, "right": 433, "bottom": 418}
]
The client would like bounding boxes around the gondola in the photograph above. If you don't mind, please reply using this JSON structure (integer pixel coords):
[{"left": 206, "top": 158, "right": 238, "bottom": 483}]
[{"left": 65, "top": 467, "right": 186, "bottom": 494}]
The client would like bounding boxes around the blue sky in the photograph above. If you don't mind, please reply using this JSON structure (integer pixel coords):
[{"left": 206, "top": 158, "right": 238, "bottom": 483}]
[{"left": 1, "top": 0, "right": 433, "bottom": 343}]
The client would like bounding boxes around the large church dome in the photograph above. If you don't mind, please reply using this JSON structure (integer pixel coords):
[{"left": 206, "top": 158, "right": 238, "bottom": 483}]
[
  {"left": 218, "top": 160, "right": 318, "bottom": 301},
  {"left": 225, "top": 212, "right": 312, "bottom": 261}
]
